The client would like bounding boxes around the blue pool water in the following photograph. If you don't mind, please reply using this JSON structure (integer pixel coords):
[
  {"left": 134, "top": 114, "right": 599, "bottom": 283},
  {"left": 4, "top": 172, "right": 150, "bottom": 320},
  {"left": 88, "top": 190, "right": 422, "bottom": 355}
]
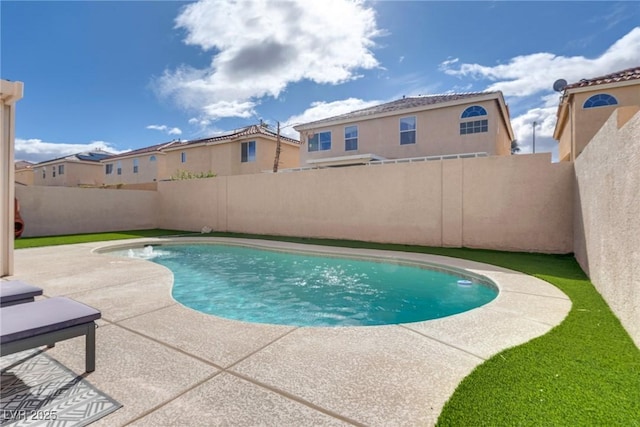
[{"left": 119, "top": 244, "right": 497, "bottom": 327}]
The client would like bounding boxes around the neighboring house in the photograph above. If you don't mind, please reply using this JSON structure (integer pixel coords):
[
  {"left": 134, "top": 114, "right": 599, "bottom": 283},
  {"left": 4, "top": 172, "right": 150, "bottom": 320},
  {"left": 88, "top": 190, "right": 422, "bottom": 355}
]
[
  {"left": 102, "top": 140, "right": 181, "bottom": 186},
  {"left": 15, "top": 161, "right": 34, "bottom": 185},
  {"left": 554, "top": 66, "right": 640, "bottom": 162},
  {"left": 293, "top": 91, "right": 514, "bottom": 167},
  {"left": 103, "top": 124, "right": 300, "bottom": 186},
  {"left": 160, "top": 124, "right": 300, "bottom": 179},
  {"left": 33, "top": 150, "right": 113, "bottom": 187}
]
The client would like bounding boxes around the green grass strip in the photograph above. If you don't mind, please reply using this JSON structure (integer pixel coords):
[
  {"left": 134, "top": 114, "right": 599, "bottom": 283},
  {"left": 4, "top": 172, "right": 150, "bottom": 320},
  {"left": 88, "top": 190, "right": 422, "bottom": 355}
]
[
  {"left": 15, "top": 230, "right": 640, "bottom": 424},
  {"left": 14, "top": 229, "right": 190, "bottom": 249}
]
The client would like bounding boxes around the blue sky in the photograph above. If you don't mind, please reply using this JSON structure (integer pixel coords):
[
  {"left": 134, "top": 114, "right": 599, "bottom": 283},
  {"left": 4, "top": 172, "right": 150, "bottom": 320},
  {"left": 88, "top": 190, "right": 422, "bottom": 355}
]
[{"left": 3, "top": 1, "right": 639, "bottom": 163}]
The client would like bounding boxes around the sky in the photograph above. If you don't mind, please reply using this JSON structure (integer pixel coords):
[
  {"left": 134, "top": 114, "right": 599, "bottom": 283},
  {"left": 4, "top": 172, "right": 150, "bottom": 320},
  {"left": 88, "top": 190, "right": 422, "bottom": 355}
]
[{"left": 2, "top": 1, "right": 640, "bottom": 163}]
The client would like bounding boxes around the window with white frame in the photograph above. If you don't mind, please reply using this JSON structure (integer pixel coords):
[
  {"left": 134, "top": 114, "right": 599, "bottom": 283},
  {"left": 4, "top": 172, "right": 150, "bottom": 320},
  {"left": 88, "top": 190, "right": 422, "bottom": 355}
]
[
  {"left": 345, "top": 126, "right": 358, "bottom": 151},
  {"left": 149, "top": 155, "right": 156, "bottom": 162},
  {"left": 460, "top": 105, "right": 488, "bottom": 135},
  {"left": 308, "top": 131, "right": 332, "bottom": 152},
  {"left": 400, "top": 117, "right": 416, "bottom": 145},
  {"left": 116, "top": 161, "right": 122, "bottom": 175},
  {"left": 58, "top": 165, "right": 64, "bottom": 175},
  {"left": 133, "top": 158, "right": 139, "bottom": 173},
  {"left": 42, "top": 169, "right": 46, "bottom": 179},
  {"left": 52, "top": 166, "right": 56, "bottom": 178},
  {"left": 241, "top": 141, "right": 256, "bottom": 162},
  {"left": 105, "top": 164, "right": 113, "bottom": 175}
]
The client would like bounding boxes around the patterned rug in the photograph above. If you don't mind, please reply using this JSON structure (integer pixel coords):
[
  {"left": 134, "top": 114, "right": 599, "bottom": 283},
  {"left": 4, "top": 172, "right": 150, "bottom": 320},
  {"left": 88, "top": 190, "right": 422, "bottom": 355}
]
[{"left": 1, "top": 349, "right": 121, "bottom": 427}]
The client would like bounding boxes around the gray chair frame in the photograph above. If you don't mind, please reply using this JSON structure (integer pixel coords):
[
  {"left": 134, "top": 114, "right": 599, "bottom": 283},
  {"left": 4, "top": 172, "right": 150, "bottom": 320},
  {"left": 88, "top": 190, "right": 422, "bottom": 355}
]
[
  {"left": 1, "top": 297, "right": 100, "bottom": 373},
  {"left": 1, "top": 322, "right": 97, "bottom": 372}
]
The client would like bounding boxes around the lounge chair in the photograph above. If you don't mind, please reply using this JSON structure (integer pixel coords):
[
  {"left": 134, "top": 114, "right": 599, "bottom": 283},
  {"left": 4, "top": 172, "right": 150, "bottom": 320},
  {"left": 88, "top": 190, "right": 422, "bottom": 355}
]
[
  {"left": 0, "top": 297, "right": 101, "bottom": 372},
  {"left": 0, "top": 280, "right": 43, "bottom": 307}
]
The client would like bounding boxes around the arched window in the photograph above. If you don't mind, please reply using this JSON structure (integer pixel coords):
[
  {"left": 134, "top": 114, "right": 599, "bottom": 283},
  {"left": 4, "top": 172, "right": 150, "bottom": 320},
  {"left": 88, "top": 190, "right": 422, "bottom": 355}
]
[
  {"left": 460, "top": 105, "right": 488, "bottom": 135},
  {"left": 461, "top": 105, "right": 487, "bottom": 118},
  {"left": 583, "top": 94, "right": 618, "bottom": 108},
  {"left": 149, "top": 155, "right": 156, "bottom": 162}
]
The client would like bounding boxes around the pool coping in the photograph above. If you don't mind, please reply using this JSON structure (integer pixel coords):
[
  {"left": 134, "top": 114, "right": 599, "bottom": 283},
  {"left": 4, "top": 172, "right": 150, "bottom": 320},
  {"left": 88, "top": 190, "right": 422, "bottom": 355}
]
[{"left": 8, "top": 237, "right": 572, "bottom": 426}]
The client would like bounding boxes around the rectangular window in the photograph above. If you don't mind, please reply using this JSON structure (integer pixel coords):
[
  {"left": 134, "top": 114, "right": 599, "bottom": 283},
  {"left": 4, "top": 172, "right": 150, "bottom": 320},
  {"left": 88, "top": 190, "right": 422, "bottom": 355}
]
[
  {"left": 105, "top": 164, "right": 113, "bottom": 175},
  {"left": 308, "top": 131, "right": 332, "bottom": 152},
  {"left": 460, "top": 119, "right": 488, "bottom": 135},
  {"left": 345, "top": 126, "right": 358, "bottom": 151},
  {"left": 400, "top": 116, "right": 416, "bottom": 145},
  {"left": 42, "top": 169, "right": 46, "bottom": 179},
  {"left": 133, "top": 158, "right": 139, "bottom": 173},
  {"left": 58, "top": 165, "right": 64, "bottom": 175},
  {"left": 52, "top": 166, "right": 56, "bottom": 178},
  {"left": 181, "top": 152, "right": 186, "bottom": 163},
  {"left": 116, "top": 161, "right": 122, "bottom": 175},
  {"left": 241, "top": 141, "right": 256, "bottom": 163}
]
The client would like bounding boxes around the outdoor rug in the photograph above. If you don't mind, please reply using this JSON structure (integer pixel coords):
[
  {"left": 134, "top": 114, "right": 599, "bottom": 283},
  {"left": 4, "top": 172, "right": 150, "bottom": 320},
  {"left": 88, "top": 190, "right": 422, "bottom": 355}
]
[{"left": 1, "top": 349, "right": 121, "bottom": 427}]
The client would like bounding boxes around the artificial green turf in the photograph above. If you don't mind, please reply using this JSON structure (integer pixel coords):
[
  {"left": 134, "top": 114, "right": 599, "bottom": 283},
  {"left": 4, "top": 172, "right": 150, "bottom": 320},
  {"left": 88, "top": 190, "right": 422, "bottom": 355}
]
[
  {"left": 14, "top": 229, "right": 190, "bottom": 249},
  {"left": 14, "top": 230, "right": 640, "bottom": 424}
]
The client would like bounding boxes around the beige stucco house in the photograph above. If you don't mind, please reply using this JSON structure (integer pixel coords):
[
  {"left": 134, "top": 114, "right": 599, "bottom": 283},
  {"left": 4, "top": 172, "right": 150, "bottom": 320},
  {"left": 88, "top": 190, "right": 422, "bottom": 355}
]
[
  {"left": 34, "top": 150, "right": 113, "bottom": 187},
  {"left": 103, "top": 124, "right": 300, "bottom": 185},
  {"left": 15, "top": 160, "right": 34, "bottom": 185},
  {"left": 554, "top": 66, "right": 640, "bottom": 162},
  {"left": 294, "top": 91, "right": 514, "bottom": 168},
  {"left": 102, "top": 140, "right": 180, "bottom": 187}
]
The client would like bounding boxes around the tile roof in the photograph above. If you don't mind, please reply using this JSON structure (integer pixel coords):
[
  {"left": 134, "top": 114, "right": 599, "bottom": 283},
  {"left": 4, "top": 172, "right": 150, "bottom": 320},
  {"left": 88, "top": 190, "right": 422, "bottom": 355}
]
[
  {"left": 295, "top": 91, "right": 502, "bottom": 128},
  {"left": 36, "top": 149, "right": 115, "bottom": 165},
  {"left": 15, "top": 161, "right": 35, "bottom": 169},
  {"left": 184, "top": 124, "right": 300, "bottom": 146},
  {"left": 104, "top": 141, "right": 181, "bottom": 160},
  {"left": 565, "top": 66, "right": 640, "bottom": 90}
]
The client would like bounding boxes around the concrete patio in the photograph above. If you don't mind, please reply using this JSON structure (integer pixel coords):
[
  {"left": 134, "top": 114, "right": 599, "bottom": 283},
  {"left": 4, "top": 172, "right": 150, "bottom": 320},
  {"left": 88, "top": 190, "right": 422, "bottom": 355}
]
[{"left": 6, "top": 238, "right": 571, "bottom": 426}]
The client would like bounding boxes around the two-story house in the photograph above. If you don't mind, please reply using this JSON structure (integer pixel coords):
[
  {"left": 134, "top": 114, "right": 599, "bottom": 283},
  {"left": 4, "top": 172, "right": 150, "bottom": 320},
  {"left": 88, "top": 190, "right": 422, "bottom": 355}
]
[
  {"left": 554, "top": 66, "right": 640, "bottom": 162},
  {"left": 102, "top": 124, "right": 300, "bottom": 186},
  {"left": 102, "top": 140, "right": 181, "bottom": 187},
  {"left": 293, "top": 91, "right": 514, "bottom": 168},
  {"left": 33, "top": 150, "right": 113, "bottom": 187},
  {"left": 161, "top": 124, "right": 300, "bottom": 178}
]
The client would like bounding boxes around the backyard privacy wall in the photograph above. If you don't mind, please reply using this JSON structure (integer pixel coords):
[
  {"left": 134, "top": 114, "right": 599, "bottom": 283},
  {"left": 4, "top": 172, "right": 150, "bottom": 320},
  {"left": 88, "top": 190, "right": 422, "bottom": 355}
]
[
  {"left": 574, "top": 107, "right": 640, "bottom": 348},
  {"left": 158, "top": 154, "right": 574, "bottom": 253},
  {"left": 15, "top": 185, "right": 158, "bottom": 237}
]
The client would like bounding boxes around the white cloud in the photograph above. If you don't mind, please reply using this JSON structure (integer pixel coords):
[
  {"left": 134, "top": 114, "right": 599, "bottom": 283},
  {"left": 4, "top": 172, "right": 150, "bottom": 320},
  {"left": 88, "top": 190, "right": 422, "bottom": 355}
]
[
  {"left": 155, "top": 0, "right": 382, "bottom": 122},
  {"left": 282, "top": 98, "right": 383, "bottom": 139},
  {"left": 15, "top": 138, "right": 128, "bottom": 163},
  {"left": 441, "top": 27, "right": 640, "bottom": 97},
  {"left": 439, "top": 26, "right": 640, "bottom": 161},
  {"left": 146, "top": 124, "right": 183, "bottom": 135}
]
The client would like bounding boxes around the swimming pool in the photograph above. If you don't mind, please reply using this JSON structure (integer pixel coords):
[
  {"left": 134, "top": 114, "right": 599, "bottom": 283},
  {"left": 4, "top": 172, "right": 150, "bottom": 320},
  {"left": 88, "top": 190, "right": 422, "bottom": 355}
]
[{"left": 112, "top": 243, "right": 498, "bottom": 327}]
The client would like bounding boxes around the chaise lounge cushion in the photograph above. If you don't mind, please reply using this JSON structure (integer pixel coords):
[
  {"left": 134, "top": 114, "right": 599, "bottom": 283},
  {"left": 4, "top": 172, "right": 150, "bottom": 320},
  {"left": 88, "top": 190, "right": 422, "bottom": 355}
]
[
  {"left": 0, "top": 297, "right": 101, "bottom": 344},
  {"left": 0, "top": 280, "right": 43, "bottom": 305}
]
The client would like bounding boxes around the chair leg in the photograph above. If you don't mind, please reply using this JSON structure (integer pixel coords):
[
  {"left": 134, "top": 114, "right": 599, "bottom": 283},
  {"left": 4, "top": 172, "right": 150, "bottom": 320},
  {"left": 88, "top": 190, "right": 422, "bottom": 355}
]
[{"left": 85, "top": 323, "right": 96, "bottom": 373}]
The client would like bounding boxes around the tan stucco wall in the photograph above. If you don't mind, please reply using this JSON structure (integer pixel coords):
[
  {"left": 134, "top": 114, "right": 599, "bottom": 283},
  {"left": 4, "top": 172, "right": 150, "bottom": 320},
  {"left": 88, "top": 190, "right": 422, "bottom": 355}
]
[
  {"left": 557, "top": 83, "right": 640, "bottom": 161},
  {"left": 15, "top": 168, "right": 34, "bottom": 185},
  {"left": 1, "top": 79, "right": 23, "bottom": 276},
  {"left": 462, "top": 154, "right": 574, "bottom": 252},
  {"left": 299, "top": 99, "right": 510, "bottom": 165},
  {"left": 574, "top": 107, "right": 640, "bottom": 347},
  {"left": 15, "top": 185, "right": 158, "bottom": 237},
  {"left": 158, "top": 154, "right": 572, "bottom": 253}
]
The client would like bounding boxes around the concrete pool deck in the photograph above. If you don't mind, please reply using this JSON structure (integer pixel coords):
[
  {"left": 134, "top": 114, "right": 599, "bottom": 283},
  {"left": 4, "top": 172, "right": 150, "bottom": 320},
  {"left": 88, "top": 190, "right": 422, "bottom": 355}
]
[{"left": 6, "top": 237, "right": 571, "bottom": 426}]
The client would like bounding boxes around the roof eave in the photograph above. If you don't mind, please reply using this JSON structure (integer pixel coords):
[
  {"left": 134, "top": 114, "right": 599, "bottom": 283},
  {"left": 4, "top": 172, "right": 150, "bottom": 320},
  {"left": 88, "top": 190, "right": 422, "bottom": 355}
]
[{"left": 294, "top": 92, "right": 504, "bottom": 131}]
